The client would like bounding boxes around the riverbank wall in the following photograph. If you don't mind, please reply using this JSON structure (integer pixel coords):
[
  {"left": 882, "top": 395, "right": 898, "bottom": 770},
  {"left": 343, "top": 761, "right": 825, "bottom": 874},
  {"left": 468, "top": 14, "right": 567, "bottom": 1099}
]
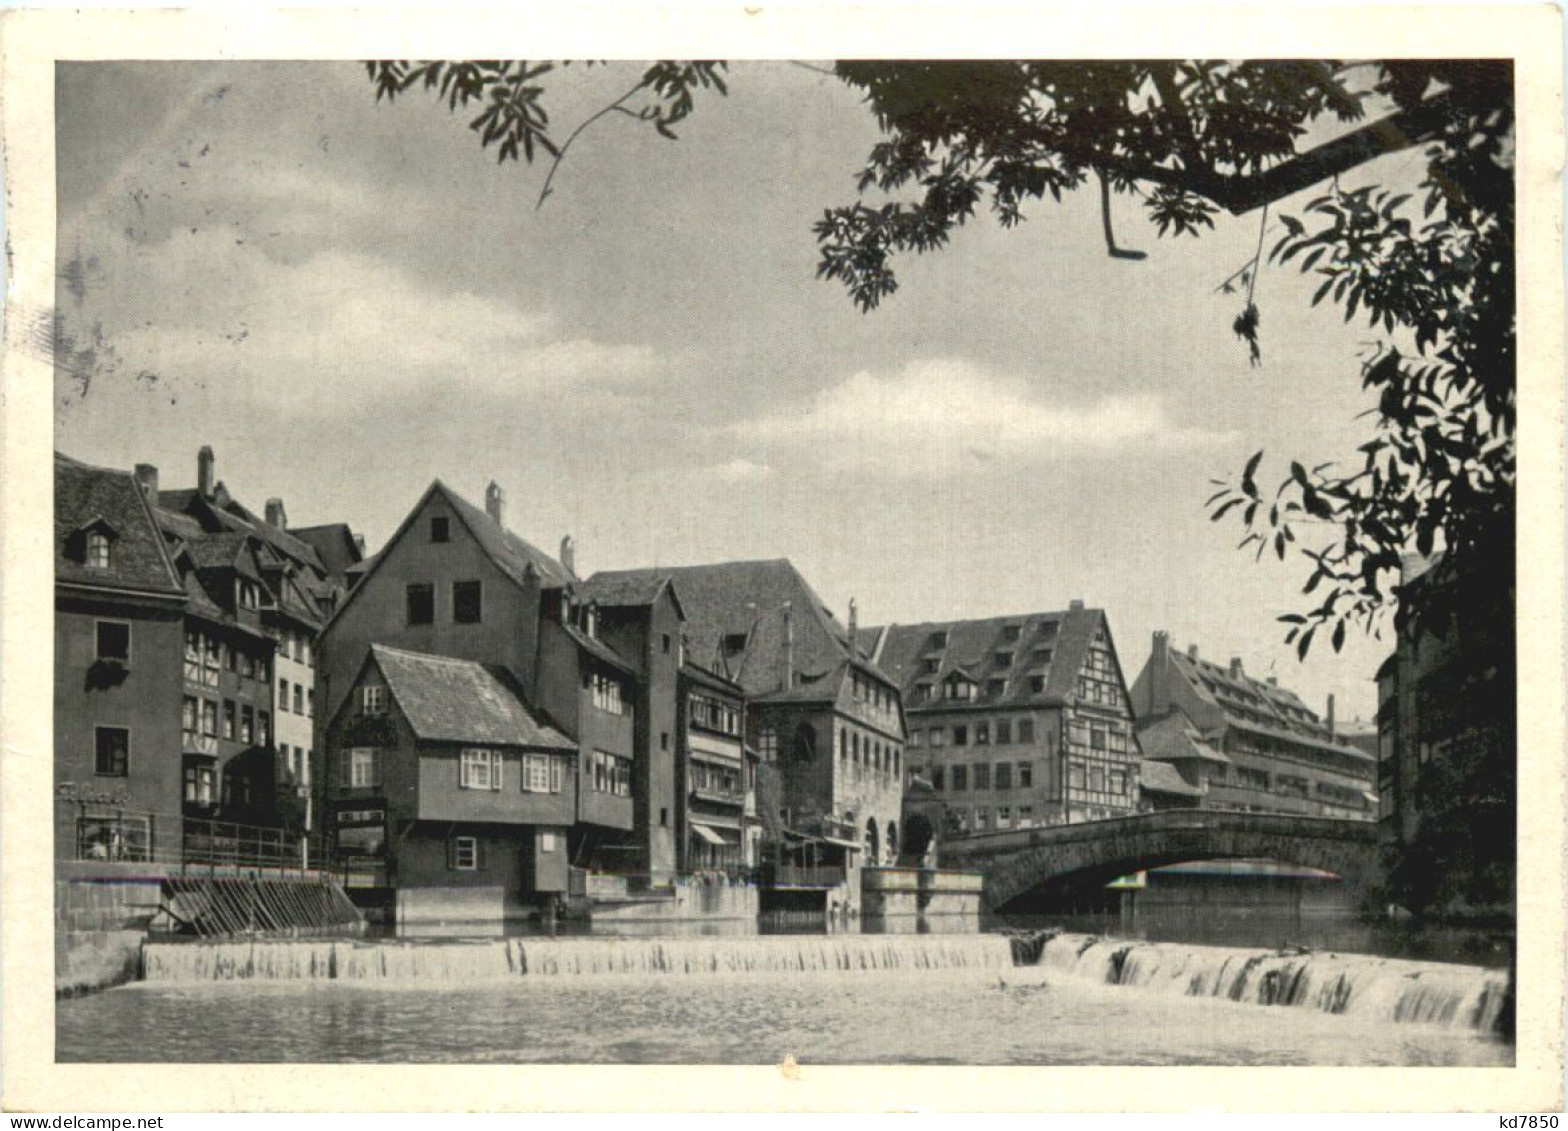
[{"left": 55, "top": 861, "right": 167, "bottom": 996}]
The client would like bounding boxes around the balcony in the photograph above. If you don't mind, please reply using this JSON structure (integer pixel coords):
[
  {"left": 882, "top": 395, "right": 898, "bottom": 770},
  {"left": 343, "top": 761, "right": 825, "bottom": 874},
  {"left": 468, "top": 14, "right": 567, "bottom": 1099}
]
[{"left": 759, "top": 862, "right": 846, "bottom": 890}]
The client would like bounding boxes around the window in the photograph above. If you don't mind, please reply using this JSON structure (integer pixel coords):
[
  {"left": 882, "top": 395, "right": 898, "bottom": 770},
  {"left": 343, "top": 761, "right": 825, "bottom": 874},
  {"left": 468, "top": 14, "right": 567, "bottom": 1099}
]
[
  {"left": 953, "top": 725, "right": 968, "bottom": 747},
  {"left": 95, "top": 726, "right": 129, "bottom": 776},
  {"left": 1003, "top": 625, "right": 1021, "bottom": 642},
  {"left": 923, "top": 658, "right": 941, "bottom": 674},
  {"left": 929, "top": 728, "right": 946, "bottom": 748},
  {"left": 851, "top": 732, "right": 860, "bottom": 763},
  {"left": 303, "top": 639, "right": 313, "bottom": 669},
  {"left": 1091, "top": 727, "right": 1107, "bottom": 750},
  {"left": 522, "top": 753, "right": 563, "bottom": 793},
  {"left": 460, "top": 748, "right": 503, "bottom": 790},
  {"left": 1089, "top": 765, "right": 1106, "bottom": 793},
  {"left": 86, "top": 531, "right": 111, "bottom": 568},
  {"left": 661, "top": 732, "right": 669, "bottom": 751},
  {"left": 223, "top": 700, "right": 237, "bottom": 741},
  {"left": 1018, "top": 719, "right": 1035, "bottom": 744},
  {"left": 1033, "top": 647, "right": 1054, "bottom": 664},
  {"left": 1018, "top": 805, "right": 1034, "bottom": 824},
  {"left": 347, "top": 747, "right": 381, "bottom": 788},
  {"left": 1030, "top": 675, "right": 1046, "bottom": 694},
  {"left": 182, "top": 696, "right": 199, "bottom": 740},
  {"left": 976, "top": 721, "right": 990, "bottom": 745},
  {"left": 362, "top": 686, "right": 386, "bottom": 715},
  {"left": 931, "top": 767, "right": 944, "bottom": 791},
  {"left": 590, "top": 674, "right": 624, "bottom": 715},
  {"left": 240, "top": 705, "right": 254, "bottom": 745},
  {"left": 973, "top": 763, "right": 990, "bottom": 790},
  {"left": 997, "top": 806, "right": 1012, "bottom": 827},
  {"left": 1109, "top": 769, "right": 1127, "bottom": 795},
  {"left": 453, "top": 580, "right": 482, "bottom": 624},
  {"left": 202, "top": 637, "right": 221, "bottom": 687},
  {"left": 293, "top": 684, "right": 304, "bottom": 715},
  {"left": 995, "top": 652, "right": 1014, "bottom": 668},
  {"left": 1018, "top": 760, "right": 1033, "bottom": 788},
  {"left": 909, "top": 729, "right": 923, "bottom": 749},
  {"left": 995, "top": 762, "right": 1012, "bottom": 790},
  {"left": 1068, "top": 761, "right": 1086, "bottom": 790},
  {"left": 307, "top": 689, "right": 315, "bottom": 718},
  {"left": 951, "top": 765, "right": 968, "bottom": 791},
  {"left": 202, "top": 699, "right": 218, "bottom": 738},
  {"left": 986, "top": 679, "right": 1007, "bottom": 696},
  {"left": 449, "top": 835, "right": 480, "bottom": 871},
  {"left": 406, "top": 583, "right": 434, "bottom": 626},
  {"left": 758, "top": 728, "right": 777, "bottom": 761},
  {"left": 184, "top": 760, "right": 215, "bottom": 805},
  {"left": 279, "top": 679, "right": 291, "bottom": 712},
  {"left": 975, "top": 809, "right": 990, "bottom": 832},
  {"left": 430, "top": 516, "right": 450, "bottom": 543},
  {"left": 590, "top": 750, "right": 632, "bottom": 796},
  {"left": 293, "top": 636, "right": 304, "bottom": 662},
  {"left": 661, "top": 633, "right": 671, "bottom": 655},
  {"left": 95, "top": 621, "right": 130, "bottom": 663},
  {"left": 996, "top": 719, "right": 1012, "bottom": 745}
]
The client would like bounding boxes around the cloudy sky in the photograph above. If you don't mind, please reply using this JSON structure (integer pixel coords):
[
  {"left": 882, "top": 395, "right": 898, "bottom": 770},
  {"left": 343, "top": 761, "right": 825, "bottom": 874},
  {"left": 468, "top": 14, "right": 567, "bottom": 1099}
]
[{"left": 55, "top": 61, "right": 1409, "bottom": 723}]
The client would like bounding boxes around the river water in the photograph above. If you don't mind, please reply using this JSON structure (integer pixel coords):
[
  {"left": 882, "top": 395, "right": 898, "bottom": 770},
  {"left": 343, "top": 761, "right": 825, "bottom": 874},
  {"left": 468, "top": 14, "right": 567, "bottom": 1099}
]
[{"left": 56, "top": 931, "right": 1513, "bottom": 1066}]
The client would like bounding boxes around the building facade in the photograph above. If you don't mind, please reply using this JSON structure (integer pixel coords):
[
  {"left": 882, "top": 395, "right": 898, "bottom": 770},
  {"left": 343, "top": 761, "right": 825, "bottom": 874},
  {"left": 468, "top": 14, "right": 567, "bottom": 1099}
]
[
  {"left": 322, "top": 644, "right": 578, "bottom": 925},
  {"left": 588, "top": 561, "right": 907, "bottom": 877},
  {"left": 675, "top": 662, "right": 754, "bottom": 871},
  {"left": 1129, "top": 631, "right": 1376, "bottom": 820},
  {"left": 54, "top": 454, "right": 189, "bottom": 861},
  {"left": 870, "top": 602, "right": 1142, "bottom": 836}
]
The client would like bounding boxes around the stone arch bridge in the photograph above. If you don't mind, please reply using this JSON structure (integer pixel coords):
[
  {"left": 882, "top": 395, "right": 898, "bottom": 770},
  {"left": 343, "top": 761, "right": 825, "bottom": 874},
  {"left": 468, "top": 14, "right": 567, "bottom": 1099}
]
[{"left": 938, "top": 810, "right": 1382, "bottom": 912}]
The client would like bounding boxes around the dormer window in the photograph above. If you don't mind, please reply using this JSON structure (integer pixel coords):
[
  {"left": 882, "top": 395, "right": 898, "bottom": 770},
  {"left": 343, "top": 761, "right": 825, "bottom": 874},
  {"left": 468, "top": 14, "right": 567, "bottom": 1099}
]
[
  {"left": 930, "top": 631, "right": 948, "bottom": 648},
  {"left": 1002, "top": 625, "right": 1022, "bottom": 643},
  {"left": 995, "top": 651, "right": 1014, "bottom": 667},
  {"left": 430, "top": 516, "right": 450, "bottom": 543},
  {"left": 87, "top": 532, "right": 111, "bottom": 569},
  {"left": 584, "top": 604, "right": 598, "bottom": 639},
  {"left": 923, "top": 658, "right": 941, "bottom": 674}
]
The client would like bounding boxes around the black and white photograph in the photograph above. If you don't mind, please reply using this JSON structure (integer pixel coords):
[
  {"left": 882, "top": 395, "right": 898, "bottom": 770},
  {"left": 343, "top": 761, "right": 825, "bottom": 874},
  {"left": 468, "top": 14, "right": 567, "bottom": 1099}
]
[{"left": 2, "top": 3, "right": 1562, "bottom": 1113}]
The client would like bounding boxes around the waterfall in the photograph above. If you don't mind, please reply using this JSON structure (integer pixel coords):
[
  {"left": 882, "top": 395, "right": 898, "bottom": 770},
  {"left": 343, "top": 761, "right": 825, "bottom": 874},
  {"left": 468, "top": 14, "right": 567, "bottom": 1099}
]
[
  {"left": 1035, "top": 932, "right": 1509, "bottom": 1032},
  {"left": 142, "top": 933, "right": 1014, "bottom": 984}
]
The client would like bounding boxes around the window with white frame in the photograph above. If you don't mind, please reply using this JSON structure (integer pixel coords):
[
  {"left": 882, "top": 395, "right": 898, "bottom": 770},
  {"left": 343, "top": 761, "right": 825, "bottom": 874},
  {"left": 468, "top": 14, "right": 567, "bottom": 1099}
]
[
  {"left": 590, "top": 673, "right": 624, "bottom": 715},
  {"left": 86, "top": 531, "right": 111, "bottom": 568},
  {"left": 460, "top": 747, "right": 502, "bottom": 790},
  {"left": 589, "top": 749, "right": 632, "bottom": 796},
  {"left": 362, "top": 685, "right": 386, "bottom": 715},
  {"left": 522, "top": 753, "right": 564, "bottom": 793},
  {"left": 449, "top": 835, "right": 480, "bottom": 871},
  {"left": 347, "top": 747, "right": 381, "bottom": 788}
]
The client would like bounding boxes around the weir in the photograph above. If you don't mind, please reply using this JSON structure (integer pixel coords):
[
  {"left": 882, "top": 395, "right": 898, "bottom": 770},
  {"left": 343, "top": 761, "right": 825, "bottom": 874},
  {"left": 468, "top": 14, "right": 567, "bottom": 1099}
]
[
  {"left": 1032, "top": 932, "right": 1510, "bottom": 1033},
  {"left": 142, "top": 933, "right": 1016, "bottom": 983}
]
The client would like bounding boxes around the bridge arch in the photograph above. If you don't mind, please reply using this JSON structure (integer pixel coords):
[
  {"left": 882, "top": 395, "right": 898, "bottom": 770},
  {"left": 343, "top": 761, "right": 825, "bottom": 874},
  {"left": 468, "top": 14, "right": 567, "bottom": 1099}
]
[{"left": 940, "top": 811, "right": 1382, "bottom": 912}]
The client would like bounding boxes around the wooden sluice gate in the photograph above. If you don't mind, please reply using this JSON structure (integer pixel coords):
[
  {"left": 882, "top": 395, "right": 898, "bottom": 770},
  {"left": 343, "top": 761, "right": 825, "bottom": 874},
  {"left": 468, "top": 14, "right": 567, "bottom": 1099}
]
[{"left": 161, "top": 874, "right": 364, "bottom": 939}]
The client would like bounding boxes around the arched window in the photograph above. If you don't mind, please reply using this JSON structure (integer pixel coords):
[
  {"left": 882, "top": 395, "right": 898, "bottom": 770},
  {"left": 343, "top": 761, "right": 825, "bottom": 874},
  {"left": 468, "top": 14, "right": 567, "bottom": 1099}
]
[
  {"left": 864, "top": 818, "right": 880, "bottom": 865},
  {"left": 791, "top": 723, "right": 817, "bottom": 764},
  {"left": 839, "top": 727, "right": 848, "bottom": 762},
  {"left": 887, "top": 821, "right": 899, "bottom": 863},
  {"left": 851, "top": 732, "right": 860, "bottom": 763}
]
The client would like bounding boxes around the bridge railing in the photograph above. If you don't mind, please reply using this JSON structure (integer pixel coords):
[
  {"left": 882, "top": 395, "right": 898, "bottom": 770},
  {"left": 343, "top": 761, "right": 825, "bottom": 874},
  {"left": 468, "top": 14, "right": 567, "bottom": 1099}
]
[{"left": 943, "top": 808, "right": 1379, "bottom": 856}]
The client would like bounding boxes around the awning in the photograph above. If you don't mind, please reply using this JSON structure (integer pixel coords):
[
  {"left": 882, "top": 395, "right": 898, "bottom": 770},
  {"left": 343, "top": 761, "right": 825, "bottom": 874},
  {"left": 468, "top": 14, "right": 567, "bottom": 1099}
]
[
  {"left": 1361, "top": 791, "right": 1380, "bottom": 805},
  {"left": 689, "top": 823, "right": 727, "bottom": 846},
  {"left": 819, "top": 835, "right": 862, "bottom": 851}
]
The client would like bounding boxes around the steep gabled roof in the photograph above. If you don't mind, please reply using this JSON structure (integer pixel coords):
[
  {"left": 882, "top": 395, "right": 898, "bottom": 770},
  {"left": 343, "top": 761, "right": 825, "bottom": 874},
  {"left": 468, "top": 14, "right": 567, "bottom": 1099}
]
[
  {"left": 872, "top": 605, "right": 1112, "bottom": 709},
  {"left": 576, "top": 572, "right": 686, "bottom": 619},
  {"left": 325, "top": 480, "right": 568, "bottom": 632},
  {"left": 1135, "top": 708, "right": 1232, "bottom": 765},
  {"left": 371, "top": 643, "right": 574, "bottom": 750},
  {"left": 1165, "top": 647, "right": 1359, "bottom": 754},
  {"left": 289, "top": 522, "right": 364, "bottom": 580},
  {"left": 55, "top": 452, "right": 184, "bottom": 597},
  {"left": 588, "top": 559, "right": 886, "bottom": 699}
]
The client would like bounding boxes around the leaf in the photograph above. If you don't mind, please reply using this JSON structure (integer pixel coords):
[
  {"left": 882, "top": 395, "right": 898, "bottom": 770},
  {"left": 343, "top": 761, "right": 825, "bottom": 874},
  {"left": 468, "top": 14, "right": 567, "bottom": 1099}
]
[
  {"left": 1242, "top": 450, "right": 1264, "bottom": 498},
  {"left": 1278, "top": 613, "right": 1308, "bottom": 624},
  {"left": 1332, "top": 619, "right": 1347, "bottom": 653},
  {"left": 1211, "top": 498, "right": 1246, "bottom": 522},
  {"left": 1296, "top": 625, "right": 1317, "bottom": 660}
]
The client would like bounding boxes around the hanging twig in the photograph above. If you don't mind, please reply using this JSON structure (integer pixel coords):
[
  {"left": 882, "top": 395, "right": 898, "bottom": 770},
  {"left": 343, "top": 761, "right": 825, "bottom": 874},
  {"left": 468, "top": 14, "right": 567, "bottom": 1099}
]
[
  {"left": 536, "top": 76, "right": 654, "bottom": 209},
  {"left": 1097, "top": 168, "right": 1147, "bottom": 261}
]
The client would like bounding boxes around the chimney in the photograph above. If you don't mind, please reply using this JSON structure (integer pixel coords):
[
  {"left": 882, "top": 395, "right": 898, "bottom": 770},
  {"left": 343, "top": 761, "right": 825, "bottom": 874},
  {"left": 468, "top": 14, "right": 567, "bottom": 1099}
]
[
  {"left": 1229, "top": 656, "right": 1244, "bottom": 680},
  {"left": 197, "top": 446, "right": 215, "bottom": 499},
  {"left": 1267, "top": 675, "right": 1278, "bottom": 687},
  {"left": 353, "top": 533, "right": 366, "bottom": 556},
  {"left": 1326, "top": 693, "right": 1337, "bottom": 740},
  {"left": 782, "top": 600, "right": 794, "bottom": 691},
  {"left": 1187, "top": 643, "right": 1199, "bottom": 661},
  {"left": 559, "top": 535, "right": 576, "bottom": 577},
  {"left": 847, "top": 597, "right": 858, "bottom": 647},
  {"left": 265, "top": 497, "right": 288, "bottom": 530},
  {"left": 1150, "top": 631, "right": 1170, "bottom": 714},
  {"left": 1068, "top": 598, "right": 1085, "bottom": 611},
  {"left": 133, "top": 463, "right": 159, "bottom": 501},
  {"left": 484, "top": 480, "right": 505, "bottom": 526}
]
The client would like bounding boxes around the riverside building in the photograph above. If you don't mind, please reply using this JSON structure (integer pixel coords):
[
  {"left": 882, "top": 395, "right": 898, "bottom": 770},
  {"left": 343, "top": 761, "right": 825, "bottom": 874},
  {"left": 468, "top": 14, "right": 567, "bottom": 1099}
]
[
  {"left": 1129, "top": 631, "right": 1377, "bottom": 820},
  {"left": 868, "top": 602, "right": 1142, "bottom": 836}
]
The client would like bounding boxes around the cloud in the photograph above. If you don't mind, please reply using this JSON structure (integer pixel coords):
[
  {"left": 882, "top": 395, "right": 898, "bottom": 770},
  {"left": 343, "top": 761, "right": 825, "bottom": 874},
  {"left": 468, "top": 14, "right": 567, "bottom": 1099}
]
[
  {"left": 730, "top": 358, "right": 1232, "bottom": 478},
  {"left": 706, "top": 457, "right": 773, "bottom": 482},
  {"left": 55, "top": 224, "right": 665, "bottom": 423}
]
